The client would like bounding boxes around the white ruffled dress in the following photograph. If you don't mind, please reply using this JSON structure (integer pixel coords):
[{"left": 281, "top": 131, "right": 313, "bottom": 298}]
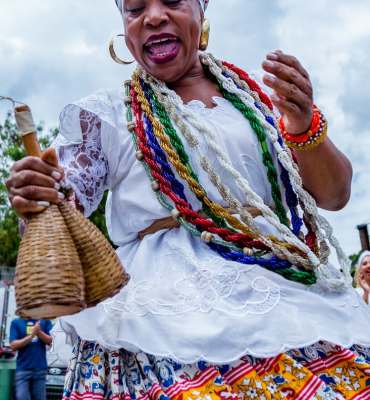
[{"left": 50, "top": 71, "right": 370, "bottom": 399}]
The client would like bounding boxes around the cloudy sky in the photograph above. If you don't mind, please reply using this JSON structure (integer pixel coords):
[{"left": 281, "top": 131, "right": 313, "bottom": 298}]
[{"left": 1, "top": 0, "right": 370, "bottom": 263}]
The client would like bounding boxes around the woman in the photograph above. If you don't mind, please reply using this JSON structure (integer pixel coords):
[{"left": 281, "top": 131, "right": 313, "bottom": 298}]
[
  {"left": 6, "top": 0, "right": 370, "bottom": 399},
  {"left": 356, "top": 251, "right": 370, "bottom": 305}
]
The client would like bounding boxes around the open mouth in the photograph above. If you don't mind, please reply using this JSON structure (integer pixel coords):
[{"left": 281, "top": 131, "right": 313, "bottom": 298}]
[{"left": 144, "top": 37, "right": 180, "bottom": 57}]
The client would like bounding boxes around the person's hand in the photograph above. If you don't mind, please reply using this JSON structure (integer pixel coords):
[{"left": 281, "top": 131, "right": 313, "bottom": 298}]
[
  {"left": 6, "top": 148, "right": 65, "bottom": 221},
  {"left": 262, "top": 51, "right": 314, "bottom": 135},
  {"left": 357, "top": 272, "right": 370, "bottom": 294},
  {"left": 32, "top": 321, "right": 41, "bottom": 337}
]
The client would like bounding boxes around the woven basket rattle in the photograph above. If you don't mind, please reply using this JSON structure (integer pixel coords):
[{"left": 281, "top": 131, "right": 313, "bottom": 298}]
[{"left": 13, "top": 103, "right": 129, "bottom": 319}]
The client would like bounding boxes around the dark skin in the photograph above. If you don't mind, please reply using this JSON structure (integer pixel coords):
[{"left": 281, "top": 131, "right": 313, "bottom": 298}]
[
  {"left": 6, "top": 0, "right": 351, "bottom": 217},
  {"left": 262, "top": 51, "right": 352, "bottom": 210},
  {"left": 123, "top": 0, "right": 219, "bottom": 107}
]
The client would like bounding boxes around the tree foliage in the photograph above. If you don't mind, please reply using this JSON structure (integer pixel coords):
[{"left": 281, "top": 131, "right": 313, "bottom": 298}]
[
  {"left": 0, "top": 111, "right": 111, "bottom": 267},
  {"left": 0, "top": 111, "right": 53, "bottom": 266}
]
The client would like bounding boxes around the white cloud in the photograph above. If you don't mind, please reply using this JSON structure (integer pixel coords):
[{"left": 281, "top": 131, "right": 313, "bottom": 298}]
[{"left": 0, "top": 0, "right": 369, "bottom": 261}]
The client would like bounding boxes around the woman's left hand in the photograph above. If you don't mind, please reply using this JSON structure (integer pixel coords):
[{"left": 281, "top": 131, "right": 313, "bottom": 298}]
[{"left": 262, "top": 51, "right": 313, "bottom": 135}]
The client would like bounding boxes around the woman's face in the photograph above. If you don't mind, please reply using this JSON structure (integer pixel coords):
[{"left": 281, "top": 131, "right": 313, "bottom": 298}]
[
  {"left": 123, "top": 0, "right": 202, "bottom": 82},
  {"left": 360, "top": 256, "right": 370, "bottom": 281}
]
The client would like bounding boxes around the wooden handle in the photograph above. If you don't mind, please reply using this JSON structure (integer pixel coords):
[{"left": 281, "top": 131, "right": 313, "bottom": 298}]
[{"left": 14, "top": 105, "right": 42, "bottom": 158}]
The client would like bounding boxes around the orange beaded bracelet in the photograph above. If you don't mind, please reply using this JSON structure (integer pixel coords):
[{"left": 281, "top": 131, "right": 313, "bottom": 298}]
[{"left": 279, "top": 105, "right": 328, "bottom": 150}]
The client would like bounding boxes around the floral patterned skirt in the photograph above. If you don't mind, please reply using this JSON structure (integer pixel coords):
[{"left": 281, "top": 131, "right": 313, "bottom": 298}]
[{"left": 63, "top": 340, "right": 370, "bottom": 400}]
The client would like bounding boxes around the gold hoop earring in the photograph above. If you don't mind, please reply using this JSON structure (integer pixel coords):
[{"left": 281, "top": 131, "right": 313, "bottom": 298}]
[
  {"left": 109, "top": 34, "right": 135, "bottom": 65},
  {"left": 199, "top": 19, "right": 210, "bottom": 51}
]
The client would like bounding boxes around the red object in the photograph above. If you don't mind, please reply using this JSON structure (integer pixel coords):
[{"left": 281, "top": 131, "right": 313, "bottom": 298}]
[
  {"left": 130, "top": 86, "right": 271, "bottom": 251},
  {"left": 222, "top": 61, "right": 274, "bottom": 111},
  {"left": 279, "top": 106, "right": 321, "bottom": 143}
]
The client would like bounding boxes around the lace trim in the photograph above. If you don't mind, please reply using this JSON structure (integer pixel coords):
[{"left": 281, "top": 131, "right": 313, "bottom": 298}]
[
  {"left": 72, "top": 88, "right": 123, "bottom": 128},
  {"left": 185, "top": 97, "right": 242, "bottom": 119},
  {"left": 53, "top": 109, "right": 109, "bottom": 217},
  {"left": 56, "top": 325, "right": 370, "bottom": 364},
  {"left": 107, "top": 276, "right": 279, "bottom": 317},
  {"left": 104, "top": 243, "right": 280, "bottom": 317}
]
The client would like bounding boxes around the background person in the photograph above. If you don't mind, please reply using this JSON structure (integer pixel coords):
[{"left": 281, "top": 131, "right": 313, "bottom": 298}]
[
  {"left": 10, "top": 318, "right": 52, "bottom": 400},
  {"left": 356, "top": 250, "right": 370, "bottom": 305}
]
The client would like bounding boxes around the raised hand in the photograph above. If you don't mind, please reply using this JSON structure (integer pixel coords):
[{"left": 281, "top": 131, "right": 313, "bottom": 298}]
[
  {"left": 32, "top": 321, "right": 41, "bottom": 337},
  {"left": 262, "top": 51, "right": 314, "bottom": 135}
]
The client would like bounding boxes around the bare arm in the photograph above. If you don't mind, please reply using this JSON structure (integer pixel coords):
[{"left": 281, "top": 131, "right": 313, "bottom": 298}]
[
  {"left": 262, "top": 51, "right": 352, "bottom": 211},
  {"left": 37, "top": 330, "right": 52, "bottom": 346},
  {"left": 294, "top": 137, "right": 352, "bottom": 210},
  {"left": 10, "top": 334, "right": 34, "bottom": 352}
]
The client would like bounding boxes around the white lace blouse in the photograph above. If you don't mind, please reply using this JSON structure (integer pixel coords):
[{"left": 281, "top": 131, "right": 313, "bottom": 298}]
[{"left": 51, "top": 71, "right": 370, "bottom": 365}]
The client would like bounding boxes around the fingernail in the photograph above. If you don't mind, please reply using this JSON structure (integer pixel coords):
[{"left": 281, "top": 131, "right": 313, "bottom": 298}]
[
  {"left": 51, "top": 171, "right": 61, "bottom": 181},
  {"left": 58, "top": 192, "right": 65, "bottom": 200},
  {"left": 54, "top": 182, "right": 60, "bottom": 190},
  {"left": 265, "top": 74, "right": 276, "bottom": 83},
  {"left": 37, "top": 201, "right": 50, "bottom": 207},
  {"left": 263, "top": 60, "right": 275, "bottom": 68},
  {"left": 270, "top": 94, "right": 281, "bottom": 102},
  {"left": 267, "top": 53, "right": 278, "bottom": 60}
]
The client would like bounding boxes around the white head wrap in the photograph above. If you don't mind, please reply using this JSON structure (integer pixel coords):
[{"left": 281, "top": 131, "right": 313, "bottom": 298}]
[
  {"left": 115, "top": 0, "right": 209, "bottom": 13},
  {"left": 358, "top": 250, "right": 370, "bottom": 267}
]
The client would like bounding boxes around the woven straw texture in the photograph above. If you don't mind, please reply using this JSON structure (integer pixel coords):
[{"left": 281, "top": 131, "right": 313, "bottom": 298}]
[
  {"left": 58, "top": 201, "right": 129, "bottom": 307},
  {"left": 15, "top": 204, "right": 86, "bottom": 320}
]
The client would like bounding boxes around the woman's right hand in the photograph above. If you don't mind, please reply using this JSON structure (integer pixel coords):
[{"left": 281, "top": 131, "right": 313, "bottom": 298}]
[{"left": 6, "top": 149, "right": 65, "bottom": 221}]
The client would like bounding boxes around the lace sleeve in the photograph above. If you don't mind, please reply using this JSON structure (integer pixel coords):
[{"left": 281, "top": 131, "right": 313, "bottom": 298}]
[{"left": 53, "top": 110, "right": 109, "bottom": 217}]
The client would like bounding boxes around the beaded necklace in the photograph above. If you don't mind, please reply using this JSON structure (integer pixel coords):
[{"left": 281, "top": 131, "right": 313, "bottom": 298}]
[
  {"left": 141, "top": 70, "right": 316, "bottom": 270},
  {"left": 142, "top": 58, "right": 350, "bottom": 291},
  {"left": 214, "top": 59, "right": 332, "bottom": 269},
  {"left": 213, "top": 66, "right": 321, "bottom": 256},
  {"left": 142, "top": 74, "right": 305, "bottom": 254},
  {"left": 139, "top": 78, "right": 238, "bottom": 234},
  {"left": 215, "top": 63, "right": 306, "bottom": 242},
  {"left": 138, "top": 75, "right": 319, "bottom": 283},
  {"left": 216, "top": 79, "right": 288, "bottom": 227},
  {"left": 134, "top": 73, "right": 312, "bottom": 262},
  {"left": 125, "top": 54, "right": 352, "bottom": 291},
  {"left": 215, "top": 61, "right": 325, "bottom": 262},
  {"left": 132, "top": 78, "right": 266, "bottom": 250},
  {"left": 218, "top": 63, "right": 325, "bottom": 262},
  {"left": 127, "top": 82, "right": 316, "bottom": 285},
  {"left": 131, "top": 75, "right": 319, "bottom": 283}
]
